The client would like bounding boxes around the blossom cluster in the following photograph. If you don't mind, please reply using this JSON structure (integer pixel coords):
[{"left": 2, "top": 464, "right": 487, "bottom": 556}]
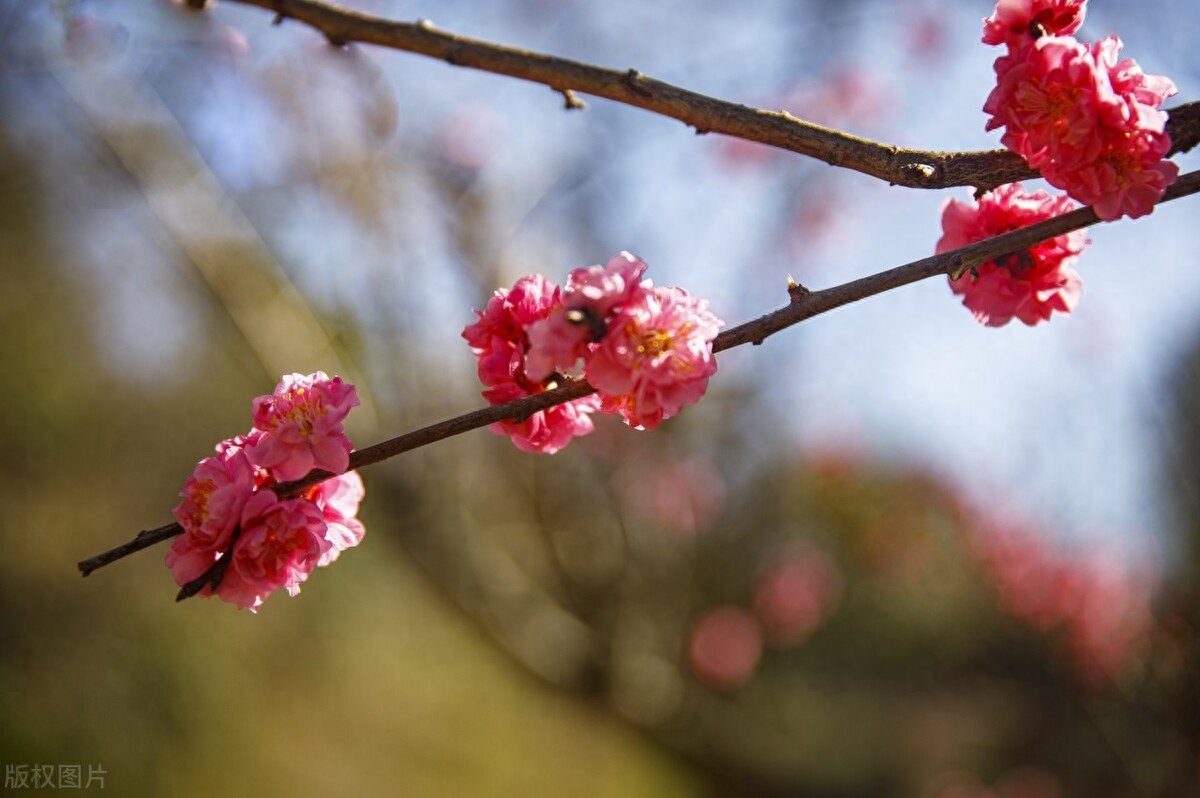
[
  {"left": 938, "top": 0, "right": 1179, "bottom": 328},
  {"left": 165, "top": 372, "right": 365, "bottom": 612},
  {"left": 938, "top": 182, "right": 1089, "bottom": 327},
  {"left": 983, "top": 0, "right": 1178, "bottom": 221},
  {"left": 462, "top": 252, "right": 722, "bottom": 453}
]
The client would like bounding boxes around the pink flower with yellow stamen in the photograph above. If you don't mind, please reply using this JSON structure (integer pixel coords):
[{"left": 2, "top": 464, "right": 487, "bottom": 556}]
[
  {"left": 586, "top": 285, "right": 722, "bottom": 430},
  {"left": 245, "top": 372, "right": 360, "bottom": 481}
]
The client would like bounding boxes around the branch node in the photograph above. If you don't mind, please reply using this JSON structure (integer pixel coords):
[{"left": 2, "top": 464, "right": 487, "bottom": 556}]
[
  {"left": 558, "top": 88, "right": 587, "bottom": 111},
  {"left": 183, "top": 0, "right": 209, "bottom": 10},
  {"left": 622, "top": 69, "right": 652, "bottom": 98},
  {"left": 786, "top": 275, "right": 811, "bottom": 303},
  {"left": 417, "top": 18, "right": 436, "bottom": 31},
  {"left": 947, "top": 256, "right": 986, "bottom": 281},
  {"left": 901, "top": 161, "right": 938, "bottom": 184},
  {"left": 325, "top": 32, "right": 349, "bottom": 48},
  {"left": 271, "top": 12, "right": 286, "bottom": 25}
]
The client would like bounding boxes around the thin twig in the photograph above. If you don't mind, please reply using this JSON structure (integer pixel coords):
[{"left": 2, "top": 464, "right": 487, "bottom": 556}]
[
  {"left": 76, "top": 168, "right": 1200, "bottom": 579},
  {"left": 217, "top": 0, "right": 1200, "bottom": 192}
]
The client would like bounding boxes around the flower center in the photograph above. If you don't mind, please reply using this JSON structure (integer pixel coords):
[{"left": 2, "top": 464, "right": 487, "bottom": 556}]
[
  {"left": 187, "top": 478, "right": 217, "bottom": 525},
  {"left": 636, "top": 327, "right": 674, "bottom": 356}
]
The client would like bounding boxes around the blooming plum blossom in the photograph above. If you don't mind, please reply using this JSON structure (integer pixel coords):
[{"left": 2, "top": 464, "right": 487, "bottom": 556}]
[
  {"left": 466, "top": 255, "right": 721, "bottom": 445},
  {"left": 165, "top": 447, "right": 257, "bottom": 586},
  {"left": 938, "top": 183, "right": 1088, "bottom": 326},
  {"left": 982, "top": 0, "right": 1086, "bottom": 50},
  {"left": 981, "top": 0, "right": 1178, "bottom": 220},
  {"left": 463, "top": 274, "right": 560, "bottom": 387},
  {"left": 245, "top": 372, "right": 360, "bottom": 481},
  {"left": 587, "top": 285, "right": 722, "bottom": 430},
  {"left": 1043, "top": 122, "right": 1178, "bottom": 221},
  {"left": 216, "top": 490, "right": 331, "bottom": 612},
  {"left": 525, "top": 252, "right": 648, "bottom": 382},
  {"left": 166, "top": 374, "right": 366, "bottom": 611},
  {"left": 463, "top": 274, "right": 601, "bottom": 454},
  {"left": 482, "top": 380, "right": 602, "bottom": 454},
  {"left": 984, "top": 36, "right": 1113, "bottom": 173},
  {"left": 305, "top": 470, "right": 367, "bottom": 567},
  {"left": 1038, "top": 37, "right": 1180, "bottom": 220}
]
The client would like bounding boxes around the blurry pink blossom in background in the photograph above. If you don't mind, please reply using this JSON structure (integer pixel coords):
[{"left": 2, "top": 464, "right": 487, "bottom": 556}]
[
  {"left": 969, "top": 512, "right": 1155, "bottom": 684},
  {"left": 686, "top": 606, "right": 763, "bottom": 691},
  {"left": 616, "top": 457, "right": 726, "bottom": 535},
  {"left": 753, "top": 547, "right": 843, "bottom": 647}
]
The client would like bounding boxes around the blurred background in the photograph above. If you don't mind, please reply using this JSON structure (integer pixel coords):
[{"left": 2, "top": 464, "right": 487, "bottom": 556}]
[{"left": 3, "top": 0, "right": 1200, "bottom": 795}]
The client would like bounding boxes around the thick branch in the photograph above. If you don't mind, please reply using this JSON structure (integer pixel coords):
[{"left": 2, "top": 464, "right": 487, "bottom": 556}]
[
  {"left": 222, "top": 0, "right": 1200, "bottom": 192},
  {"left": 76, "top": 169, "right": 1200, "bottom": 578}
]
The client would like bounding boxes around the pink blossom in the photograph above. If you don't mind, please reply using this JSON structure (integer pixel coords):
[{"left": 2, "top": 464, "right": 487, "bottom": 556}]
[
  {"left": 463, "top": 274, "right": 561, "bottom": 386},
  {"left": 304, "top": 470, "right": 367, "bottom": 567},
  {"left": 984, "top": 36, "right": 1115, "bottom": 172},
  {"left": 216, "top": 490, "right": 331, "bottom": 612},
  {"left": 586, "top": 285, "right": 722, "bottom": 430},
  {"left": 686, "top": 606, "right": 763, "bottom": 691},
  {"left": 245, "top": 372, "right": 360, "bottom": 482},
  {"left": 984, "top": 33, "right": 1178, "bottom": 220},
  {"left": 525, "top": 252, "right": 648, "bottom": 382},
  {"left": 753, "top": 547, "right": 843, "bottom": 647},
  {"left": 463, "top": 274, "right": 600, "bottom": 454},
  {"left": 1037, "top": 36, "right": 1179, "bottom": 220},
  {"left": 1092, "top": 36, "right": 1177, "bottom": 114},
  {"left": 982, "top": 0, "right": 1087, "bottom": 49},
  {"left": 481, "top": 380, "right": 602, "bottom": 454},
  {"left": 165, "top": 448, "right": 257, "bottom": 586},
  {"left": 1042, "top": 125, "right": 1179, "bottom": 220},
  {"left": 938, "top": 183, "right": 1088, "bottom": 327}
]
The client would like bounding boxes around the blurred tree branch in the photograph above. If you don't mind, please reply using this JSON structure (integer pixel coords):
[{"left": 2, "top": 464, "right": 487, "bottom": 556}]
[
  {"left": 220, "top": 0, "right": 1200, "bottom": 193},
  {"left": 78, "top": 168, "right": 1200, "bottom": 579}
]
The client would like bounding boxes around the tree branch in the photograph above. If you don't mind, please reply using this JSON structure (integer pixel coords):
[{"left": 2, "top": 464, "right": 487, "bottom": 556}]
[
  {"left": 218, "top": 0, "right": 1200, "bottom": 192},
  {"left": 76, "top": 168, "right": 1200, "bottom": 579}
]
